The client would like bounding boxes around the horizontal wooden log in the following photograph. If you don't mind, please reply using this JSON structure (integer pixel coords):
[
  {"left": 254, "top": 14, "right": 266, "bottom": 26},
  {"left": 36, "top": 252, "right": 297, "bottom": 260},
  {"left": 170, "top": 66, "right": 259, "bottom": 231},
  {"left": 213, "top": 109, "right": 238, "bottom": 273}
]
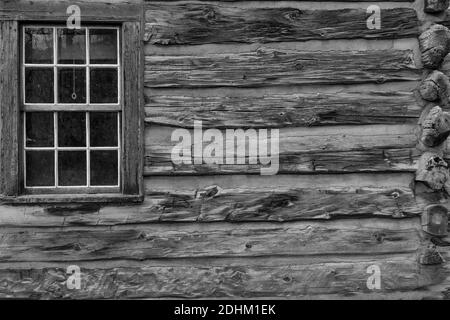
[
  {"left": 0, "top": 255, "right": 441, "bottom": 299},
  {"left": 144, "top": 124, "right": 420, "bottom": 175},
  {"left": 0, "top": 186, "right": 422, "bottom": 227},
  {"left": 0, "top": 0, "right": 142, "bottom": 21},
  {"left": 145, "top": 0, "right": 414, "bottom": 2},
  {"left": 144, "top": 5, "right": 418, "bottom": 45},
  {"left": 145, "top": 91, "right": 421, "bottom": 128},
  {"left": 0, "top": 173, "right": 418, "bottom": 226},
  {"left": 144, "top": 49, "right": 420, "bottom": 88},
  {"left": 0, "top": 220, "right": 422, "bottom": 262}
]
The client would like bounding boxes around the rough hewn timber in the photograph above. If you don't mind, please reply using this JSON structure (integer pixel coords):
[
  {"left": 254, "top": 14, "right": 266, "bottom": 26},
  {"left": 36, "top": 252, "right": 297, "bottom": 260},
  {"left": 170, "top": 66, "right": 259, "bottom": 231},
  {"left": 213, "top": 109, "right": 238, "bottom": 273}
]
[
  {"left": 145, "top": 91, "right": 421, "bottom": 128},
  {"left": 122, "top": 21, "right": 144, "bottom": 196},
  {"left": 145, "top": 0, "right": 414, "bottom": 2},
  {"left": 0, "top": 21, "right": 19, "bottom": 196},
  {"left": 0, "top": 221, "right": 422, "bottom": 262},
  {"left": 419, "top": 24, "right": 450, "bottom": 69},
  {"left": 144, "top": 5, "right": 418, "bottom": 45},
  {"left": 144, "top": 124, "right": 419, "bottom": 175},
  {"left": 0, "top": 186, "right": 422, "bottom": 227},
  {"left": 145, "top": 49, "right": 420, "bottom": 88},
  {"left": 0, "top": 0, "right": 142, "bottom": 21},
  {"left": 425, "top": 0, "right": 450, "bottom": 13},
  {"left": 416, "top": 152, "right": 450, "bottom": 193},
  {"left": 420, "top": 106, "right": 450, "bottom": 147},
  {"left": 0, "top": 255, "right": 441, "bottom": 299},
  {"left": 419, "top": 71, "right": 450, "bottom": 107}
]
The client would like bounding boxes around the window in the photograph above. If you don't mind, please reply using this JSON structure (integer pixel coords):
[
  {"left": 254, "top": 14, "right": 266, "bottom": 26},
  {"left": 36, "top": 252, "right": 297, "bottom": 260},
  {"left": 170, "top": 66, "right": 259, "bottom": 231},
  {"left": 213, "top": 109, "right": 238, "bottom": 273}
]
[
  {"left": 0, "top": 16, "right": 142, "bottom": 201},
  {"left": 22, "top": 26, "right": 121, "bottom": 194}
]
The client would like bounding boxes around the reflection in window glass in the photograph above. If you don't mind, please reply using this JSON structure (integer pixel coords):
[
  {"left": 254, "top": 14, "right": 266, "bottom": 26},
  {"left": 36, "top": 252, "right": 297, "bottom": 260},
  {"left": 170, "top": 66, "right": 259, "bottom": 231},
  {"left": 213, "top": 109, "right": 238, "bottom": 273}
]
[
  {"left": 25, "top": 27, "right": 53, "bottom": 64},
  {"left": 89, "top": 29, "right": 118, "bottom": 64},
  {"left": 23, "top": 26, "right": 121, "bottom": 191},
  {"left": 57, "top": 29, "right": 86, "bottom": 64}
]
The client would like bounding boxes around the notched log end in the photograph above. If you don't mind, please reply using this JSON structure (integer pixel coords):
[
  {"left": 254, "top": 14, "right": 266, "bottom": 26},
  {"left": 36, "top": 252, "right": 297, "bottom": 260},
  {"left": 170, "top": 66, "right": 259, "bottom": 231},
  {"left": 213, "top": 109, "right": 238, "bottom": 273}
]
[
  {"left": 418, "top": 70, "right": 450, "bottom": 108},
  {"left": 415, "top": 151, "right": 450, "bottom": 191},
  {"left": 424, "top": 0, "right": 450, "bottom": 13},
  {"left": 419, "top": 24, "right": 450, "bottom": 69},
  {"left": 420, "top": 106, "right": 450, "bottom": 147}
]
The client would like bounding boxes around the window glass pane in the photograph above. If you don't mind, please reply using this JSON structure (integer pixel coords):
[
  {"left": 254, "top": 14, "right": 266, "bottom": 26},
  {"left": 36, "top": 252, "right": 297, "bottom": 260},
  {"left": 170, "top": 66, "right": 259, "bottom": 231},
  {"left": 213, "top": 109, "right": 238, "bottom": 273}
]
[
  {"left": 25, "top": 27, "right": 53, "bottom": 64},
  {"left": 58, "top": 112, "right": 86, "bottom": 147},
  {"left": 58, "top": 151, "right": 86, "bottom": 186},
  {"left": 58, "top": 68, "right": 86, "bottom": 103},
  {"left": 91, "top": 150, "right": 118, "bottom": 186},
  {"left": 89, "top": 29, "right": 118, "bottom": 64},
  {"left": 26, "top": 112, "right": 54, "bottom": 147},
  {"left": 57, "top": 29, "right": 86, "bottom": 64},
  {"left": 26, "top": 151, "right": 54, "bottom": 187},
  {"left": 25, "top": 68, "right": 54, "bottom": 103},
  {"left": 90, "top": 112, "right": 118, "bottom": 147},
  {"left": 90, "top": 68, "right": 118, "bottom": 103}
]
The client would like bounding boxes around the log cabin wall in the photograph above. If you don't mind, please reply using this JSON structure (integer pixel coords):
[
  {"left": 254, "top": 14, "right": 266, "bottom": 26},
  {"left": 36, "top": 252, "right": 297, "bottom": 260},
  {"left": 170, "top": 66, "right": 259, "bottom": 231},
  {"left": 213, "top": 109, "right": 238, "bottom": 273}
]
[{"left": 1, "top": 0, "right": 450, "bottom": 299}]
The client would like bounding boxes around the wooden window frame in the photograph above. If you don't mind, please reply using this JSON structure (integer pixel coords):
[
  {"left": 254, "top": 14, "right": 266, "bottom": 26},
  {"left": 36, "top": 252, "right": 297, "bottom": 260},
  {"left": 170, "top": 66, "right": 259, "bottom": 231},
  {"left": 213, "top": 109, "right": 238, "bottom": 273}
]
[{"left": 0, "top": 18, "right": 143, "bottom": 204}]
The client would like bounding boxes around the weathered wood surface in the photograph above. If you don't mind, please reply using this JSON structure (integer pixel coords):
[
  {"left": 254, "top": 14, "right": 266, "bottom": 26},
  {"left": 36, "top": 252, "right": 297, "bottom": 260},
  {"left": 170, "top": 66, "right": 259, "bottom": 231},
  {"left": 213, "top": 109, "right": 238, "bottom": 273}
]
[
  {"left": 0, "top": 219, "right": 422, "bottom": 262},
  {"left": 419, "top": 70, "right": 450, "bottom": 107},
  {"left": 420, "top": 106, "right": 450, "bottom": 147},
  {"left": 122, "top": 22, "right": 144, "bottom": 196},
  {"left": 145, "top": 49, "right": 420, "bottom": 88},
  {"left": 419, "top": 24, "right": 450, "bottom": 69},
  {"left": 145, "top": 0, "right": 414, "bottom": 2},
  {"left": 0, "top": 21, "right": 19, "bottom": 196},
  {"left": 0, "top": 186, "right": 422, "bottom": 227},
  {"left": 144, "top": 5, "right": 418, "bottom": 45},
  {"left": 0, "top": 255, "right": 440, "bottom": 299},
  {"left": 0, "top": 0, "right": 142, "bottom": 21},
  {"left": 145, "top": 124, "right": 421, "bottom": 175},
  {"left": 145, "top": 91, "right": 421, "bottom": 128},
  {"left": 424, "top": 0, "right": 450, "bottom": 13}
]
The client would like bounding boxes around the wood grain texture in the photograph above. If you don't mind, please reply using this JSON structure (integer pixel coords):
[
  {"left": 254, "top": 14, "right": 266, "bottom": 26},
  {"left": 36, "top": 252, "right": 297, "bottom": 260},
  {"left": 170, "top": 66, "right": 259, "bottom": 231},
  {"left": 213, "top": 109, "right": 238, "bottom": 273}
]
[
  {"left": 144, "top": 5, "right": 418, "bottom": 45},
  {"left": 145, "top": 0, "right": 414, "bottom": 2},
  {"left": 144, "top": 124, "right": 421, "bottom": 175},
  {"left": 122, "top": 22, "right": 144, "bottom": 196},
  {"left": 0, "top": 185, "right": 421, "bottom": 227},
  {"left": 145, "top": 49, "right": 420, "bottom": 88},
  {"left": 0, "top": 21, "right": 19, "bottom": 196},
  {"left": 0, "top": 220, "right": 422, "bottom": 262},
  {"left": 145, "top": 91, "right": 421, "bottom": 128},
  {"left": 0, "top": 256, "right": 441, "bottom": 299},
  {"left": 0, "top": 0, "right": 142, "bottom": 21}
]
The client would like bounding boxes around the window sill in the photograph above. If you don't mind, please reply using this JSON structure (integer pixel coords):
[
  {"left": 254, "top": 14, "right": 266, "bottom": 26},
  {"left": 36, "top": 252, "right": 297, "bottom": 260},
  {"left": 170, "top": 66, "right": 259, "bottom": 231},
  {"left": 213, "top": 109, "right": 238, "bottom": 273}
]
[{"left": 0, "top": 193, "right": 143, "bottom": 205}]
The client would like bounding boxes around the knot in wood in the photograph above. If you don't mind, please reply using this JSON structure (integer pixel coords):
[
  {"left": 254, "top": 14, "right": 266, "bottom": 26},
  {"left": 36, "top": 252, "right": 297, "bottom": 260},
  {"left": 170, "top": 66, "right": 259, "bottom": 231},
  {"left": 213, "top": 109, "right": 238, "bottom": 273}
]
[
  {"left": 202, "top": 7, "right": 216, "bottom": 21},
  {"left": 373, "top": 232, "right": 385, "bottom": 243},
  {"left": 295, "top": 63, "right": 304, "bottom": 70},
  {"left": 391, "top": 191, "right": 400, "bottom": 199}
]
